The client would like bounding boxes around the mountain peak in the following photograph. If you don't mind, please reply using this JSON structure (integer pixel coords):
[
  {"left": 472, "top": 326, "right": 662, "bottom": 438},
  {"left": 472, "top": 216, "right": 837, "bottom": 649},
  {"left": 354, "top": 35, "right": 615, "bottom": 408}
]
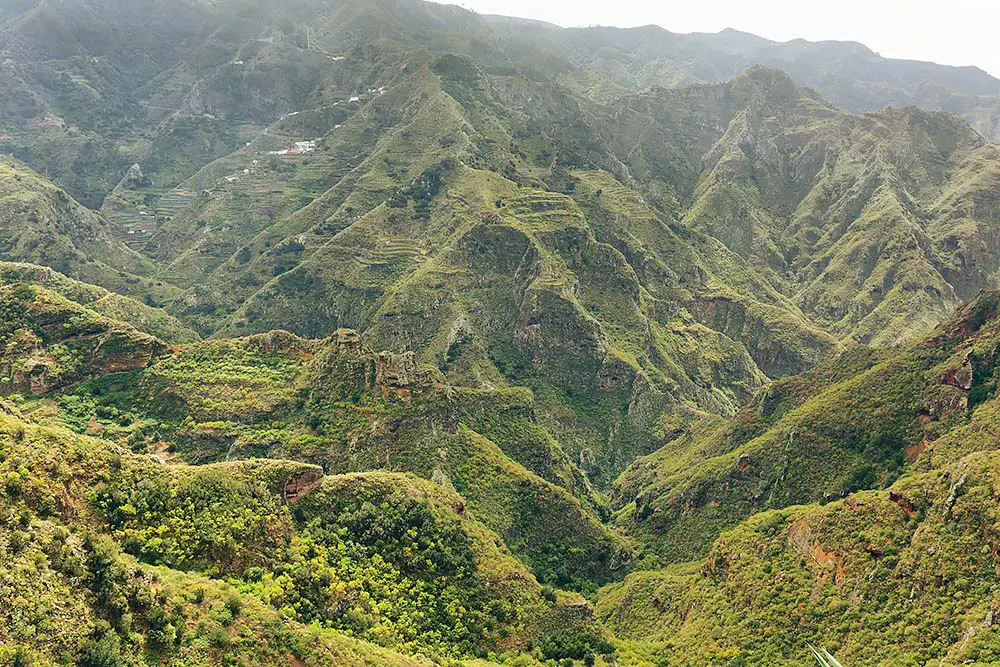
[
  {"left": 717, "top": 26, "right": 770, "bottom": 41},
  {"left": 729, "top": 64, "right": 802, "bottom": 103}
]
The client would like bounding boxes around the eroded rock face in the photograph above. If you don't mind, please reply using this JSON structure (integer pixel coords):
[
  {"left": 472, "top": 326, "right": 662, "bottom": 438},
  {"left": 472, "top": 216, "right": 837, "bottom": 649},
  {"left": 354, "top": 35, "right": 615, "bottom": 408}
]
[
  {"left": 374, "top": 352, "right": 433, "bottom": 400},
  {"left": 283, "top": 467, "right": 324, "bottom": 503},
  {"left": 247, "top": 330, "right": 314, "bottom": 356},
  {"left": 95, "top": 337, "right": 162, "bottom": 373},
  {"left": 328, "top": 328, "right": 363, "bottom": 355},
  {"left": 308, "top": 330, "right": 435, "bottom": 403},
  {"left": 940, "top": 353, "right": 974, "bottom": 390},
  {"left": 2, "top": 329, "right": 46, "bottom": 392},
  {"left": 787, "top": 518, "right": 845, "bottom": 583},
  {"left": 689, "top": 294, "right": 837, "bottom": 378},
  {"left": 125, "top": 163, "right": 145, "bottom": 183},
  {"left": 2, "top": 326, "right": 166, "bottom": 394},
  {"left": 376, "top": 352, "right": 420, "bottom": 388},
  {"left": 18, "top": 358, "right": 51, "bottom": 394}
]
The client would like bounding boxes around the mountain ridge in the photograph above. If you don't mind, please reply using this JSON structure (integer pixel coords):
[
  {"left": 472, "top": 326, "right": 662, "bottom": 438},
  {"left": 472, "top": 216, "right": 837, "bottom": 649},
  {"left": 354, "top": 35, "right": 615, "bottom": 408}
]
[{"left": 6, "top": 1, "right": 1000, "bottom": 664}]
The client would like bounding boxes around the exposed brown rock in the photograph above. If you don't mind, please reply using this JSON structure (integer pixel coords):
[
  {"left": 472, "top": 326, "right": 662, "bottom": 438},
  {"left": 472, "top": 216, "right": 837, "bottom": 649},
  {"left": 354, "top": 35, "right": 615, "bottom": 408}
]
[
  {"left": 375, "top": 351, "right": 432, "bottom": 397},
  {"left": 889, "top": 491, "right": 917, "bottom": 517},
  {"left": 328, "top": 328, "right": 363, "bottom": 355},
  {"left": 787, "top": 518, "right": 845, "bottom": 583},
  {"left": 904, "top": 439, "right": 930, "bottom": 463},
  {"left": 283, "top": 468, "right": 325, "bottom": 503},
  {"left": 940, "top": 354, "right": 974, "bottom": 391},
  {"left": 96, "top": 341, "right": 160, "bottom": 373},
  {"left": 24, "top": 360, "right": 50, "bottom": 394}
]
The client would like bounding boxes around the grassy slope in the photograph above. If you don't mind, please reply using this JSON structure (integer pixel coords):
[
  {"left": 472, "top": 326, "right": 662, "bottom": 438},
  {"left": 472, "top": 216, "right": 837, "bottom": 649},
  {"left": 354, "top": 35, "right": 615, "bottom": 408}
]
[
  {"left": 613, "top": 292, "right": 1000, "bottom": 562},
  {"left": 599, "top": 292, "right": 1000, "bottom": 664},
  {"left": 0, "top": 262, "right": 199, "bottom": 344},
  {"left": 0, "top": 402, "right": 605, "bottom": 663},
  {"left": 22, "top": 326, "right": 630, "bottom": 592},
  {"left": 0, "top": 157, "right": 179, "bottom": 300},
  {"left": 598, "top": 449, "right": 1000, "bottom": 666}
]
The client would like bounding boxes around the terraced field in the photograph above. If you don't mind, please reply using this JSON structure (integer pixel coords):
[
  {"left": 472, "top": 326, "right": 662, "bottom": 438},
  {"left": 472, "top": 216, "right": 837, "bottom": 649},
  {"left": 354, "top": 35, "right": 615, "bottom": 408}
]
[
  {"left": 355, "top": 236, "right": 427, "bottom": 267},
  {"left": 154, "top": 189, "right": 196, "bottom": 218}
]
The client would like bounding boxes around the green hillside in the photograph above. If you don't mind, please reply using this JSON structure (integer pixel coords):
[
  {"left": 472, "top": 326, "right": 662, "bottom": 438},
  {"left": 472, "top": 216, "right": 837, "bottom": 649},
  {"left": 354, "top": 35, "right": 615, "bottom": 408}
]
[
  {"left": 0, "top": 282, "right": 170, "bottom": 394},
  {"left": 600, "top": 291, "right": 1000, "bottom": 662},
  {"left": 0, "top": 262, "right": 199, "bottom": 344},
  {"left": 0, "top": 402, "right": 600, "bottom": 664},
  {"left": 27, "top": 326, "right": 628, "bottom": 592},
  {"left": 5, "top": 0, "right": 1000, "bottom": 665}
]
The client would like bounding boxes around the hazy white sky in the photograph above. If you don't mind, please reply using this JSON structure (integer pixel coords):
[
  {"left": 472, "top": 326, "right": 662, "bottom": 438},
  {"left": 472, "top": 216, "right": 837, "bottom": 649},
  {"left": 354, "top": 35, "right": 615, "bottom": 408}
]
[{"left": 430, "top": 0, "right": 1000, "bottom": 78}]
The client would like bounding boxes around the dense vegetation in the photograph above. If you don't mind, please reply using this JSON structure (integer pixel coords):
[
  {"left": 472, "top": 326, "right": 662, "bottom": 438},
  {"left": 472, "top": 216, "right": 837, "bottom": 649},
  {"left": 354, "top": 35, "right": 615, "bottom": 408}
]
[{"left": 5, "top": 0, "right": 1000, "bottom": 664}]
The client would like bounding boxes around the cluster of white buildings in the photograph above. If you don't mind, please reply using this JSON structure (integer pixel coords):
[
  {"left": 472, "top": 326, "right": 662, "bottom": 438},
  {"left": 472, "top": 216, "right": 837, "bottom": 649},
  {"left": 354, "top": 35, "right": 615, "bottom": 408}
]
[{"left": 268, "top": 140, "right": 317, "bottom": 156}]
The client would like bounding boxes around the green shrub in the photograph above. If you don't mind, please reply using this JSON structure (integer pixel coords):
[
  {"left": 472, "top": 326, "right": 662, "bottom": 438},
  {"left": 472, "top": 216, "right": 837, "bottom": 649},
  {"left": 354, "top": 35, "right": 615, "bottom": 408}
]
[{"left": 78, "top": 632, "right": 122, "bottom": 667}]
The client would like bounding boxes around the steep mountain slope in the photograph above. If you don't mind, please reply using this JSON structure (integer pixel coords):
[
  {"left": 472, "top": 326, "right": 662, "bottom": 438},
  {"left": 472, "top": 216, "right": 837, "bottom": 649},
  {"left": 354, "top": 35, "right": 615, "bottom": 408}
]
[
  {"left": 599, "top": 450, "right": 1000, "bottom": 665},
  {"left": 143, "top": 61, "right": 1000, "bottom": 358},
  {"left": 0, "top": 156, "right": 172, "bottom": 297},
  {"left": 2, "top": 0, "right": 998, "bottom": 369},
  {"left": 7, "top": 2, "right": 1000, "bottom": 498},
  {"left": 0, "top": 0, "right": 395, "bottom": 207},
  {"left": 599, "top": 68, "right": 1000, "bottom": 346},
  {"left": 0, "top": 282, "right": 169, "bottom": 394},
  {"left": 111, "top": 57, "right": 818, "bottom": 493},
  {"left": 0, "top": 0, "right": 222, "bottom": 206},
  {"left": 613, "top": 291, "right": 1000, "bottom": 563},
  {"left": 4, "top": 0, "right": 1000, "bottom": 207},
  {"left": 0, "top": 262, "right": 199, "bottom": 344},
  {"left": 589, "top": 292, "right": 1000, "bottom": 665},
  {"left": 11, "top": 311, "right": 628, "bottom": 591},
  {"left": 0, "top": 401, "right": 602, "bottom": 664},
  {"left": 120, "top": 64, "right": 1000, "bottom": 500},
  {"left": 8, "top": 2, "right": 1000, "bottom": 663}
]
